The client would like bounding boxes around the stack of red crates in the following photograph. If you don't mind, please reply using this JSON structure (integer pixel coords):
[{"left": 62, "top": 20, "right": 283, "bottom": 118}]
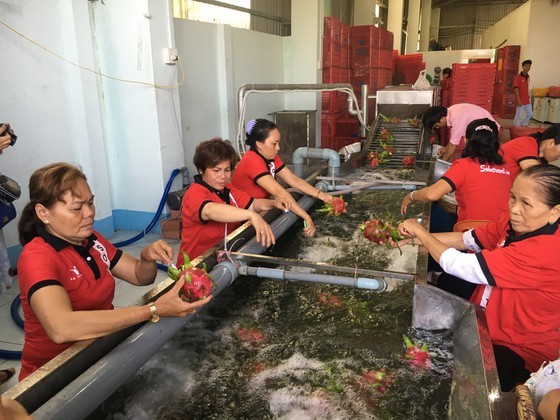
[
  {"left": 450, "top": 63, "right": 496, "bottom": 112},
  {"left": 321, "top": 16, "right": 357, "bottom": 149},
  {"left": 394, "top": 54, "right": 426, "bottom": 84},
  {"left": 492, "top": 45, "right": 520, "bottom": 118},
  {"left": 349, "top": 25, "right": 394, "bottom": 126}
]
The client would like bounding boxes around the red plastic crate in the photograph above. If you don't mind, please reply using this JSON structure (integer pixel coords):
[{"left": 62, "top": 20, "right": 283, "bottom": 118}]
[
  {"left": 335, "top": 116, "right": 359, "bottom": 137},
  {"left": 321, "top": 135, "right": 334, "bottom": 149},
  {"left": 351, "top": 68, "right": 379, "bottom": 94},
  {"left": 324, "top": 17, "right": 341, "bottom": 43},
  {"left": 322, "top": 40, "right": 342, "bottom": 67},
  {"left": 322, "top": 92, "right": 346, "bottom": 113},
  {"left": 378, "top": 49, "right": 393, "bottom": 70},
  {"left": 378, "top": 28, "right": 394, "bottom": 50},
  {"left": 498, "top": 57, "right": 520, "bottom": 72},
  {"left": 351, "top": 46, "right": 380, "bottom": 68},
  {"left": 322, "top": 66, "right": 342, "bottom": 83},
  {"left": 340, "top": 67, "right": 351, "bottom": 83},
  {"left": 340, "top": 45, "right": 349, "bottom": 68},
  {"left": 377, "top": 68, "right": 393, "bottom": 89},
  {"left": 350, "top": 25, "right": 380, "bottom": 48},
  {"left": 341, "top": 23, "right": 350, "bottom": 48},
  {"left": 321, "top": 112, "right": 337, "bottom": 137},
  {"left": 549, "top": 86, "right": 560, "bottom": 97},
  {"left": 499, "top": 45, "right": 520, "bottom": 61},
  {"left": 509, "top": 126, "right": 546, "bottom": 138}
]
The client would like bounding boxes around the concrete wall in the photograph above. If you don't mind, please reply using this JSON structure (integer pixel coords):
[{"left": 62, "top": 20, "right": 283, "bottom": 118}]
[
  {"left": 174, "top": 20, "right": 286, "bottom": 176},
  {"left": 0, "top": 0, "right": 183, "bottom": 264},
  {"left": 482, "top": 2, "right": 530, "bottom": 51},
  {"left": 482, "top": 0, "right": 560, "bottom": 88}
]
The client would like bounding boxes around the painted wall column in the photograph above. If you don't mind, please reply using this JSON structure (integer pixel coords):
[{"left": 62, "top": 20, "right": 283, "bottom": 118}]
[
  {"left": 419, "top": 0, "right": 432, "bottom": 51},
  {"left": 387, "top": 0, "right": 404, "bottom": 53},
  {"left": 406, "top": 0, "right": 421, "bottom": 53}
]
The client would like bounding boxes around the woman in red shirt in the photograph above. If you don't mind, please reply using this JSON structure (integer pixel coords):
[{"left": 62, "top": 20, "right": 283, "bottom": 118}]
[
  {"left": 401, "top": 118, "right": 511, "bottom": 225},
  {"left": 398, "top": 164, "right": 560, "bottom": 391},
  {"left": 231, "top": 119, "right": 333, "bottom": 237},
  {"left": 178, "top": 138, "right": 286, "bottom": 265},
  {"left": 17, "top": 163, "right": 211, "bottom": 379}
]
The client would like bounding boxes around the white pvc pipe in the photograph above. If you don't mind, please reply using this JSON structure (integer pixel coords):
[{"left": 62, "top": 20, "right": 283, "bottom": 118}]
[{"left": 292, "top": 147, "right": 340, "bottom": 178}]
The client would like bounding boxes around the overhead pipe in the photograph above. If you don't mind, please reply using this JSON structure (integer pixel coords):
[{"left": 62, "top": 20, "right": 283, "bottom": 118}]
[
  {"left": 236, "top": 83, "right": 367, "bottom": 154},
  {"left": 237, "top": 265, "right": 387, "bottom": 292},
  {"left": 292, "top": 147, "right": 340, "bottom": 178},
  {"left": 28, "top": 186, "right": 327, "bottom": 419}
]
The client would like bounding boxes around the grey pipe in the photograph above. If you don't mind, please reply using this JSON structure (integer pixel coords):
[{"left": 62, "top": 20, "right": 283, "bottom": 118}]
[
  {"left": 328, "top": 184, "right": 418, "bottom": 192},
  {"left": 292, "top": 147, "right": 340, "bottom": 178},
  {"left": 238, "top": 266, "right": 387, "bottom": 292},
  {"left": 30, "top": 188, "right": 327, "bottom": 419},
  {"left": 31, "top": 261, "right": 238, "bottom": 420}
]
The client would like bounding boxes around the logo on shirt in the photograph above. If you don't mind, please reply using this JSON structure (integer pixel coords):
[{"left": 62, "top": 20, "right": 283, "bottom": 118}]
[
  {"left": 480, "top": 165, "right": 510, "bottom": 175},
  {"left": 268, "top": 161, "right": 276, "bottom": 178},
  {"left": 68, "top": 266, "right": 82, "bottom": 281},
  {"left": 93, "top": 239, "right": 111, "bottom": 269}
]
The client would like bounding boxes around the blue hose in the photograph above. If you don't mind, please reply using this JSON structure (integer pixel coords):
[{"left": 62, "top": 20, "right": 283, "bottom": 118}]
[
  {"left": 113, "top": 168, "right": 181, "bottom": 247},
  {"left": 3, "top": 169, "right": 182, "bottom": 360}
]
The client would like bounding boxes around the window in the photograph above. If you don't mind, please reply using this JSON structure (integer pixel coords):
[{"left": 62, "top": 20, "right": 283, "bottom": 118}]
[
  {"left": 173, "top": 0, "right": 251, "bottom": 30},
  {"left": 173, "top": 0, "right": 290, "bottom": 36}
]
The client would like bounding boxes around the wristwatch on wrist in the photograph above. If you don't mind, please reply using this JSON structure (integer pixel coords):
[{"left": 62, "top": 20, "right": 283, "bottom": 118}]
[{"left": 147, "top": 302, "right": 160, "bottom": 323}]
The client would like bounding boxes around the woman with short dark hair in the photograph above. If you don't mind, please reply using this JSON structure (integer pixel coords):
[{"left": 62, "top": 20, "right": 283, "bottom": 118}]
[{"left": 177, "top": 138, "right": 286, "bottom": 265}]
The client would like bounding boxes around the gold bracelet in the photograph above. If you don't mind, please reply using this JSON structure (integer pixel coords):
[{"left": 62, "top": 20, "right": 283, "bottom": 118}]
[{"left": 316, "top": 190, "right": 322, "bottom": 199}]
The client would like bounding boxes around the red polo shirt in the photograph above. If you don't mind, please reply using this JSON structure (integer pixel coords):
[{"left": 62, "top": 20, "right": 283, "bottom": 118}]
[
  {"left": 513, "top": 73, "right": 530, "bottom": 105},
  {"left": 471, "top": 214, "right": 560, "bottom": 371},
  {"left": 500, "top": 136, "right": 540, "bottom": 180},
  {"left": 178, "top": 176, "right": 253, "bottom": 265},
  {"left": 231, "top": 149, "right": 285, "bottom": 199},
  {"left": 441, "top": 157, "right": 511, "bottom": 223},
  {"left": 17, "top": 227, "right": 122, "bottom": 380}
]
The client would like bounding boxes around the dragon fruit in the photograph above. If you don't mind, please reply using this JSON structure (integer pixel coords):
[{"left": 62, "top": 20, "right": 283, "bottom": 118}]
[
  {"left": 236, "top": 327, "right": 265, "bottom": 347},
  {"left": 317, "top": 291, "right": 342, "bottom": 308},
  {"left": 402, "top": 155, "right": 415, "bottom": 168},
  {"left": 402, "top": 335, "right": 432, "bottom": 370},
  {"left": 360, "top": 218, "right": 406, "bottom": 246},
  {"left": 317, "top": 196, "right": 347, "bottom": 217},
  {"left": 360, "top": 368, "right": 394, "bottom": 394},
  {"left": 168, "top": 251, "right": 215, "bottom": 302}
]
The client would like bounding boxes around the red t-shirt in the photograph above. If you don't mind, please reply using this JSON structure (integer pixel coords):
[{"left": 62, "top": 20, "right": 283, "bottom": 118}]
[
  {"left": 17, "top": 228, "right": 122, "bottom": 380},
  {"left": 471, "top": 213, "right": 560, "bottom": 371},
  {"left": 441, "top": 157, "right": 511, "bottom": 223},
  {"left": 513, "top": 73, "right": 530, "bottom": 105},
  {"left": 231, "top": 149, "right": 285, "bottom": 199},
  {"left": 500, "top": 136, "right": 540, "bottom": 180},
  {"left": 178, "top": 177, "right": 254, "bottom": 265}
]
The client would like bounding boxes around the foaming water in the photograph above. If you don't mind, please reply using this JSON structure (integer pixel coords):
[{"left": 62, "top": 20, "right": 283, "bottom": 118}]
[{"left": 90, "top": 182, "right": 453, "bottom": 419}]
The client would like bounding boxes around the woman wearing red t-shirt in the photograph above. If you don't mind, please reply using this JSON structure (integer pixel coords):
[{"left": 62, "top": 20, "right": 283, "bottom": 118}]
[
  {"left": 178, "top": 138, "right": 286, "bottom": 265},
  {"left": 231, "top": 119, "right": 333, "bottom": 237},
  {"left": 401, "top": 118, "right": 511, "bottom": 225},
  {"left": 397, "top": 164, "right": 560, "bottom": 392},
  {"left": 17, "top": 163, "right": 211, "bottom": 380}
]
